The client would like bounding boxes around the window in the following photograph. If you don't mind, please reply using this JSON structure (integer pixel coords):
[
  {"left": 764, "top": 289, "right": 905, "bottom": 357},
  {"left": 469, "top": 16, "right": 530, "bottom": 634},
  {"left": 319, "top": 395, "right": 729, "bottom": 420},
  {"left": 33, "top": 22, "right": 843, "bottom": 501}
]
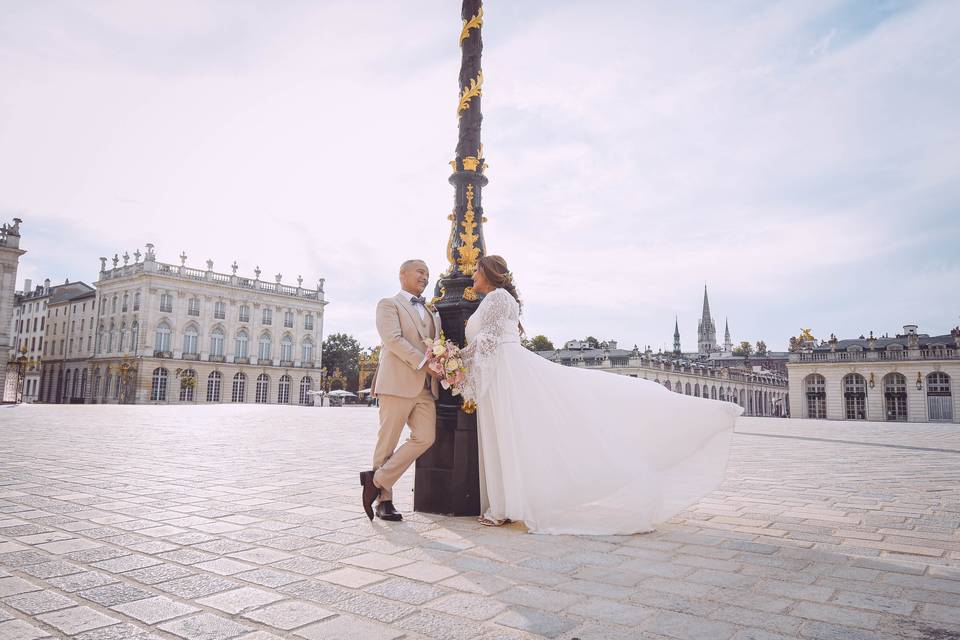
[
  {"left": 843, "top": 374, "right": 867, "bottom": 420},
  {"left": 262, "top": 308, "right": 272, "bottom": 325},
  {"left": 235, "top": 330, "right": 249, "bottom": 358},
  {"left": 207, "top": 371, "right": 222, "bottom": 402},
  {"left": 111, "top": 295, "right": 117, "bottom": 313},
  {"left": 278, "top": 375, "right": 291, "bottom": 404},
  {"left": 130, "top": 321, "right": 139, "bottom": 353},
  {"left": 107, "top": 321, "right": 115, "bottom": 352},
  {"left": 299, "top": 377, "right": 313, "bottom": 405},
  {"left": 214, "top": 301, "right": 226, "bottom": 319},
  {"left": 119, "top": 323, "right": 127, "bottom": 352},
  {"left": 155, "top": 322, "right": 171, "bottom": 353},
  {"left": 281, "top": 335, "right": 293, "bottom": 362},
  {"left": 255, "top": 374, "right": 270, "bottom": 403},
  {"left": 210, "top": 327, "right": 225, "bottom": 357},
  {"left": 304, "top": 314, "right": 314, "bottom": 330},
  {"left": 93, "top": 370, "right": 101, "bottom": 400},
  {"left": 232, "top": 373, "right": 247, "bottom": 402},
  {"left": 103, "top": 373, "right": 111, "bottom": 400},
  {"left": 122, "top": 293, "right": 128, "bottom": 312},
  {"left": 183, "top": 326, "right": 199, "bottom": 355},
  {"left": 927, "top": 372, "right": 953, "bottom": 421},
  {"left": 239, "top": 305, "right": 250, "bottom": 322},
  {"left": 259, "top": 333, "right": 272, "bottom": 361},
  {"left": 884, "top": 373, "right": 907, "bottom": 422},
  {"left": 151, "top": 368, "right": 168, "bottom": 402},
  {"left": 805, "top": 374, "right": 827, "bottom": 419},
  {"left": 160, "top": 293, "right": 173, "bottom": 313},
  {"left": 179, "top": 369, "right": 196, "bottom": 402},
  {"left": 133, "top": 292, "right": 141, "bottom": 311},
  {"left": 100, "top": 298, "right": 106, "bottom": 316},
  {"left": 302, "top": 339, "right": 314, "bottom": 364},
  {"left": 284, "top": 311, "right": 294, "bottom": 328},
  {"left": 188, "top": 298, "right": 200, "bottom": 316}
]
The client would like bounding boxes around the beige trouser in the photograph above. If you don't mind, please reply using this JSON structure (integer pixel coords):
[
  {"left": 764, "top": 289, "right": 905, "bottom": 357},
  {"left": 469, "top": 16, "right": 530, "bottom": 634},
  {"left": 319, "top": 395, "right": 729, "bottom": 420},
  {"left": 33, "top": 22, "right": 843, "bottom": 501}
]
[{"left": 372, "top": 389, "right": 436, "bottom": 502}]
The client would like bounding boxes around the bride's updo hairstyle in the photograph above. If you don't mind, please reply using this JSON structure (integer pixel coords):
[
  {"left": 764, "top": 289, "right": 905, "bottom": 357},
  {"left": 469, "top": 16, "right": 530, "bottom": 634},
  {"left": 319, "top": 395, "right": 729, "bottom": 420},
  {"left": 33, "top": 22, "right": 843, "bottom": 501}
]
[{"left": 477, "top": 255, "right": 522, "bottom": 313}]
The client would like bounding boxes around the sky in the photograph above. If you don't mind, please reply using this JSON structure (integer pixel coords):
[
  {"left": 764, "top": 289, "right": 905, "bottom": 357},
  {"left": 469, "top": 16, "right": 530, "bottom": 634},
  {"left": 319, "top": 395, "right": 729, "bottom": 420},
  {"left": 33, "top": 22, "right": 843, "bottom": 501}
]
[{"left": 2, "top": 0, "right": 958, "bottom": 351}]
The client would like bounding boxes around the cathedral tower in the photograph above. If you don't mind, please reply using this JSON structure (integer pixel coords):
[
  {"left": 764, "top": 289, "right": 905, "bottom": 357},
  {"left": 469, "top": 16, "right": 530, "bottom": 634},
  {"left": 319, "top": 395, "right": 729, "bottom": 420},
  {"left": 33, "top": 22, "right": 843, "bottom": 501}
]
[
  {"left": 697, "top": 285, "right": 717, "bottom": 354},
  {"left": 673, "top": 317, "right": 681, "bottom": 355}
]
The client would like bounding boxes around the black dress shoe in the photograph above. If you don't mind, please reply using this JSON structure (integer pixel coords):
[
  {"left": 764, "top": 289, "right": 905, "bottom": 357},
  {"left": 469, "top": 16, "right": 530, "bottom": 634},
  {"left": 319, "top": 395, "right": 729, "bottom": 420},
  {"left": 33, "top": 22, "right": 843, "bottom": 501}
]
[
  {"left": 360, "top": 470, "right": 379, "bottom": 521},
  {"left": 376, "top": 500, "right": 403, "bottom": 521}
]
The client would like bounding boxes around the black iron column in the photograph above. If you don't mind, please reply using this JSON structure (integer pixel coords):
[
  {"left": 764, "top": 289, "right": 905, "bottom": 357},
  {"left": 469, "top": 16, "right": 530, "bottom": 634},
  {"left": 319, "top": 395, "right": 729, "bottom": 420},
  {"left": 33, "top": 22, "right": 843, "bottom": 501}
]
[{"left": 415, "top": 0, "right": 488, "bottom": 516}]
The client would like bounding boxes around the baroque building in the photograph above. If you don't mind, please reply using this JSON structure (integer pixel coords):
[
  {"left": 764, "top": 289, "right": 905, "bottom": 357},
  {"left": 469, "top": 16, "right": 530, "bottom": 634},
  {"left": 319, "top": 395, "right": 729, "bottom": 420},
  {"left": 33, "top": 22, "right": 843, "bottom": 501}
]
[
  {"left": 538, "top": 341, "right": 789, "bottom": 417},
  {"left": 79, "top": 244, "right": 327, "bottom": 405},
  {"left": 38, "top": 282, "right": 97, "bottom": 403},
  {"left": 1, "top": 219, "right": 25, "bottom": 402},
  {"left": 787, "top": 325, "right": 959, "bottom": 423}
]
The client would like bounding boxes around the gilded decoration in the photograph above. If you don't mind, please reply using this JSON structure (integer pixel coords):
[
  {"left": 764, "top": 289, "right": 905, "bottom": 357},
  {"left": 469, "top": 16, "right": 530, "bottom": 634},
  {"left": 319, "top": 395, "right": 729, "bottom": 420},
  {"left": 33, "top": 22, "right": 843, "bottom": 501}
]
[
  {"left": 459, "top": 7, "right": 483, "bottom": 45},
  {"left": 429, "top": 286, "right": 447, "bottom": 307},
  {"left": 461, "top": 398, "right": 477, "bottom": 414},
  {"left": 463, "top": 286, "right": 479, "bottom": 301},
  {"left": 457, "top": 71, "right": 483, "bottom": 115},
  {"left": 457, "top": 184, "right": 481, "bottom": 275}
]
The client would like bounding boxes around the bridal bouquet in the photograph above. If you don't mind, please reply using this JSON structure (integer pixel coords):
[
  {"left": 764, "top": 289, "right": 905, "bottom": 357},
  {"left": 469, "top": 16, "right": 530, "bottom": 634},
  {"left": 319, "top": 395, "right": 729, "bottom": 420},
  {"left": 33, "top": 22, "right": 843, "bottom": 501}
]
[{"left": 424, "top": 333, "right": 467, "bottom": 396}]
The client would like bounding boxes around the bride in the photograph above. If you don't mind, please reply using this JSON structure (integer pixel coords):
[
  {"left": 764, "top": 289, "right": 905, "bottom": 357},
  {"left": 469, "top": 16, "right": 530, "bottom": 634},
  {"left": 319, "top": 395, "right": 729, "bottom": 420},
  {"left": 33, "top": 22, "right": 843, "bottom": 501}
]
[{"left": 460, "top": 255, "right": 742, "bottom": 535}]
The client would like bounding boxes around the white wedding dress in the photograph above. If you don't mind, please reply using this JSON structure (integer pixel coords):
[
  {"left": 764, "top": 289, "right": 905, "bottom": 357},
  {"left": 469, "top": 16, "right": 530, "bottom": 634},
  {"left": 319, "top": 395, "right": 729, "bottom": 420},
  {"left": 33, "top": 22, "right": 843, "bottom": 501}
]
[{"left": 461, "top": 288, "right": 743, "bottom": 535}]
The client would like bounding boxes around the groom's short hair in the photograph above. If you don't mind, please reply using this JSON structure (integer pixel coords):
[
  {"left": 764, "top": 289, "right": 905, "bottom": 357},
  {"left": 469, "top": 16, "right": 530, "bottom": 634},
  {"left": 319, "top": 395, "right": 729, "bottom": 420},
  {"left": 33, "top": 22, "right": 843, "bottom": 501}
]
[{"left": 400, "top": 259, "right": 427, "bottom": 273}]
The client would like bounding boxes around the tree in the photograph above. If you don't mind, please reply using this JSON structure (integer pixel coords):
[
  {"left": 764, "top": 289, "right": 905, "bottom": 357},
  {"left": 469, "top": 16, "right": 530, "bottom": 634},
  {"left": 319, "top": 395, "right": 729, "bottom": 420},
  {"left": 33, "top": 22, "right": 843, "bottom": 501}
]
[
  {"left": 523, "top": 335, "right": 555, "bottom": 352},
  {"left": 322, "top": 333, "right": 362, "bottom": 391},
  {"left": 755, "top": 340, "right": 768, "bottom": 356},
  {"left": 732, "top": 341, "right": 753, "bottom": 357},
  {"left": 583, "top": 336, "right": 600, "bottom": 349}
]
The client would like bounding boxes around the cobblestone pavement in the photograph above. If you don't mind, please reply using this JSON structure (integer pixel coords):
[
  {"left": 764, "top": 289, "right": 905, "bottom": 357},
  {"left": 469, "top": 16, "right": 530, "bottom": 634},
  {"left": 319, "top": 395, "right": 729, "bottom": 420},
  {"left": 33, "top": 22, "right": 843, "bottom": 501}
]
[{"left": 1, "top": 404, "right": 958, "bottom": 640}]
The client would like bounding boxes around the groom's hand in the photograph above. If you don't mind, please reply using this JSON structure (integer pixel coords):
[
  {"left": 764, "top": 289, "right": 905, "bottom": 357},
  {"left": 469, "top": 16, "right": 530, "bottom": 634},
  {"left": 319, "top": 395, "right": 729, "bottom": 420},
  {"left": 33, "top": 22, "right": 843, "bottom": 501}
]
[{"left": 426, "top": 367, "right": 443, "bottom": 380}]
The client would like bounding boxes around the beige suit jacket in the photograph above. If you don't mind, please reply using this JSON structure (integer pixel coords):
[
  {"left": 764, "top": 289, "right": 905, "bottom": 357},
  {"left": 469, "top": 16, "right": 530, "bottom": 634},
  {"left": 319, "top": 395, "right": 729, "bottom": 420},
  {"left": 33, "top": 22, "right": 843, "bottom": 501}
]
[{"left": 371, "top": 293, "right": 440, "bottom": 399}]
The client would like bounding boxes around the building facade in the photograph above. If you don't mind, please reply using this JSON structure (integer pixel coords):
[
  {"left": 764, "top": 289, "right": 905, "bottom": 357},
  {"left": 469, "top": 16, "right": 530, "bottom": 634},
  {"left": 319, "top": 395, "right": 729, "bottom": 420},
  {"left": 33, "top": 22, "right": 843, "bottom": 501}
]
[
  {"left": 38, "top": 284, "right": 97, "bottom": 404},
  {"left": 1, "top": 219, "right": 26, "bottom": 402},
  {"left": 538, "top": 341, "right": 789, "bottom": 417},
  {"left": 86, "top": 244, "right": 327, "bottom": 405},
  {"left": 787, "top": 325, "right": 960, "bottom": 423}
]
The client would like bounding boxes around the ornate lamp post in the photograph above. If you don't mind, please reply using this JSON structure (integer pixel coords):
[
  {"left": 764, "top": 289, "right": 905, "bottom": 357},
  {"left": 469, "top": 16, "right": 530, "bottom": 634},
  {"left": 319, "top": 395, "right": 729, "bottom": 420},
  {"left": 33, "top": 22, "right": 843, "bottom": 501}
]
[{"left": 416, "top": 0, "right": 488, "bottom": 516}]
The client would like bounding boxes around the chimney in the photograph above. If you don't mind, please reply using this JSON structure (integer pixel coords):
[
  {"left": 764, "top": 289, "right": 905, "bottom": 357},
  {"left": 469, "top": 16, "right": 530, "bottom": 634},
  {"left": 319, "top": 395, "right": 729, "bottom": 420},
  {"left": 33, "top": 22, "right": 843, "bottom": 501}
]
[
  {"left": 23, "top": 278, "right": 32, "bottom": 294},
  {"left": 43, "top": 278, "right": 50, "bottom": 294}
]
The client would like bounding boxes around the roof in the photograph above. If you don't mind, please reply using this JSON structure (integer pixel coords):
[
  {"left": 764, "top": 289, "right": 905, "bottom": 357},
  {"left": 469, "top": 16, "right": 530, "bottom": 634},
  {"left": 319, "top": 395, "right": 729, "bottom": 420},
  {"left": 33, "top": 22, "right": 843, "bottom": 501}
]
[
  {"left": 47, "top": 282, "right": 96, "bottom": 305},
  {"left": 814, "top": 334, "right": 956, "bottom": 351}
]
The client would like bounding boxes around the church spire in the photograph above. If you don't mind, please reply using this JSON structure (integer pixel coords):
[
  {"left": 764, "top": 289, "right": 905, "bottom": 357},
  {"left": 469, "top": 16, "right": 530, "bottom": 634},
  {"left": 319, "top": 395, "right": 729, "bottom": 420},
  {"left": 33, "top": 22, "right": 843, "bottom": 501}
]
[
  {"left": 673, "top": 316, "right": 681, "bottom": 355},
  {"left": 697, "top": 284, "right": 717, "bottom": 354},
  {"left": 724, "top": 317, "right": 732, "bottom": 352}
]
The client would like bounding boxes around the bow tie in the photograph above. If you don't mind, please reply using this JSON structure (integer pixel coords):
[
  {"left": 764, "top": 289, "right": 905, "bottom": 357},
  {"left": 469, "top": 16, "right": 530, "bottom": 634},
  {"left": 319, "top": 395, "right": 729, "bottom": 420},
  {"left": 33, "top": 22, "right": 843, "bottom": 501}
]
[{"left": 410, "top": 296, "right": 426, "bottom": 307}]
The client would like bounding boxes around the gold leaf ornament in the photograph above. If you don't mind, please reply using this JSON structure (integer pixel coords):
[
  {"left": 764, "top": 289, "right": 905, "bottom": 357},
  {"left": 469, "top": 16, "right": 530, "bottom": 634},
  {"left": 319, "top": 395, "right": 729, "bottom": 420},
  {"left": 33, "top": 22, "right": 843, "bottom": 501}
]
[
  {"left": 459, "top": 7, "right": 483, "bottom": 45},
  {"left": 457, "top": 184, "right": 481, "bottom": 275},
  {"left": 458, "top": 71, "right": 483, "bottom": 115}
]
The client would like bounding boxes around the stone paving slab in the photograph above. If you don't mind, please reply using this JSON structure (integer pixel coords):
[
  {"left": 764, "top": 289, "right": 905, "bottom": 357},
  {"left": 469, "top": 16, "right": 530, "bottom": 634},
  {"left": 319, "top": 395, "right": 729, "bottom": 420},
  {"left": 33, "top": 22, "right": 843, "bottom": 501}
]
[{"left": 1, "top": 404, "right": 958, "bottom": 639}]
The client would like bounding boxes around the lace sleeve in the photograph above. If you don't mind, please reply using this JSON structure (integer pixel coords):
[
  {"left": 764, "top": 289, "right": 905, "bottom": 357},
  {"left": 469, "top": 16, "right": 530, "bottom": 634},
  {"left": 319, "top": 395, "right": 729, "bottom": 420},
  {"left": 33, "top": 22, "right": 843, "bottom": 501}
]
[{"left": 461, "top": 289, "right": 512, "bottom": 402}]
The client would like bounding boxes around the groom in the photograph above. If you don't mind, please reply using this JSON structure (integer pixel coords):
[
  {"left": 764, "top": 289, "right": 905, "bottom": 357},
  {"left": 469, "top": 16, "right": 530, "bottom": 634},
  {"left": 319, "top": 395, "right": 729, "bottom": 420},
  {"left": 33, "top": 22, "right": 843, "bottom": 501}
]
[{"left": 361, "top": 259, "right": 442, "bottom": 521}]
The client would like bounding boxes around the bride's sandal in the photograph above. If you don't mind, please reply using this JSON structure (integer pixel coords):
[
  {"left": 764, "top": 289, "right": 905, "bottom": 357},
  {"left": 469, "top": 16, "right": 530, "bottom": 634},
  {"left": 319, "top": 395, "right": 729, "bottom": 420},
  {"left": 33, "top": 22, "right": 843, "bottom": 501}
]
[{"left": 477, "top": 515, "right": 510, "bottom": 527}]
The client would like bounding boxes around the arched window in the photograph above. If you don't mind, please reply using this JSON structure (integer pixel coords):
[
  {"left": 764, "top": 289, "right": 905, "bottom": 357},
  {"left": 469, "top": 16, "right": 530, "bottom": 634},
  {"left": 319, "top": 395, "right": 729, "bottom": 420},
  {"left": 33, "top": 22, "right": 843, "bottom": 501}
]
[
  {"left": 235, "top": 330, "right": 249, "bottom": 359},
  {"left": 179, "top": 369, "right": 196, "bottom": 402},
  {"left": 56, "top": 370, "right": 64, "bottom": 403},
  {"left": 884, "top": 373, "right": 907, "bottom": 422},
  {"left": 664, "top": 380, "right": 672, "bottom": 391},
  {"left": 103, "top": 373, "right": 111, "bottom": 401},
  {"left": 259, "top": 333, "right": 272, "bottom": 361},
  {"left": 207, "top": 371, "right": 222, "bottom": 402},
  {"left": 927, "top": 372, "right": 953, "bottom": 422},
  {"left": 684, "top": 382, "right": 692, "bottom": 395},
  {"left": 278, "top": 375, "right": 291, "bottom": 404},
  {"left": 718, "top": 387, "right": 724, "bottom": 401},
  {"left": 130, "top": 321, "right": 139, "bottom": 353},
  {"left": 299, "top": 376, "right": 313, "bottom": 405},
  {"left": 280, "top": 335, "right": 293, "bottom": 362},
  {"left": 804, "top": 374, "right": 826, "bottom": 419},
  {"left": 119, "top": 323, "right": 127, "bottom": 352},
  {"left": 113, "top": 372, "right": 121, "bottom": 399},
  {"left": 183, "top": 325, "right": 199, "bottom": 355},
  {"left": 843, "top": 374, "right": 867, "bottom": 420},
  {"left": 694, "top": 383, "right": 700, "bottom": 397},
  {"left": 63, "top": 370, "right": 71, "bottom": 403},
  {"left": 255, "top": 374, "right": 270, "bottom": 403},
  {"left": 302, "top": 339, "right": 314, "bottom": 364},
  {"left": 232, "top": 372, "right": 247, "bottom": 403},
  {"left": 210, "top": 327, "right": 225, "bottom": 357},
  {"left": 739, "top": 389, "right": 746, "bottom": 407},
  {"left": 711, "top": 385, "right": 717, "bottom": 399},
  {"left": 151, "top": 368, "right": 168, "bottom": 402},
  {"left": 93, "top": 369, "right": 101, "bottom": 401},
  {"left": 80, "top": 369, "right": 88, "bottom": 400},
  {"left": 154, "top": 321, "right": 171, "bottom": 353}
]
